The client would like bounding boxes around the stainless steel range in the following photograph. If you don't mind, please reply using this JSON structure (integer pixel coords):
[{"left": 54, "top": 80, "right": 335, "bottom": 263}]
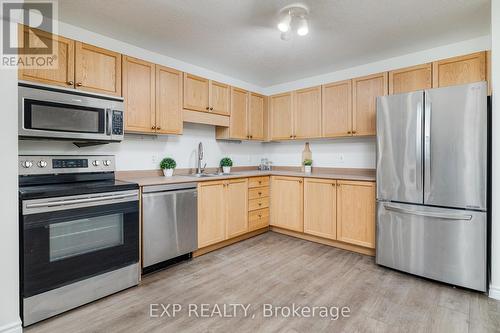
[{"left": 18, "top": 155, "right": 140, "bottom": 326}]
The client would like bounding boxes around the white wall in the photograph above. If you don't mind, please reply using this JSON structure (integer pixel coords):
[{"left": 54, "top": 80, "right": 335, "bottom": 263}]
[
  {"left": 0, "top": 18, "right": 22, "bottom": 333},
  {"left": 489, "top": 0, "right": 500, "bottom": 301}
]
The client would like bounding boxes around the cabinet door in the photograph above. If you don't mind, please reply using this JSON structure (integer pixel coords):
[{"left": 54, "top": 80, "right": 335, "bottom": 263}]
[
  {"left": 18, "top": 26, "right": 75, "bottom": 88},
  {"left": 432, "top": 52, "right": 486, "bottom": 88},
  {"left": 210, "top": 81, "right": 230, "bottom": 115},
  {"left": 322, "top": 80, "right": 352, "bottom": 137},
  {"left": 352, "top": 72, "right": 388, "bottom": 136},
  {"left": 270, "top": 92, "right": 293, "bottom": 140},
  {"left": 155, "top": 65, "right": 183, "bottom": 134},
  {"left": 226, "top": 179, "right": 249, "bottom": 238},
  {"left": 183, "top": 73, "right": 209, "bottom": 112},
  {"left": 229, "top": 87, "right": 249, "bottom": 139},
  {"left": 122, "top": 56, "right": 156, "bottom": 133},
  {"left": 304, "top": 178, "right": 337, "bottom": 240},
  {"left": 198, "top": 181, "right": 226, "bottom": 248},
  {"left": 75, "top": 42, "right": 122, "bottom": 96},
  {"left": 270, "top": 176, "right": 303, "bottom": 232},
  {"left": 248, "top": 93, "right": 265, "bottom": 140},
  {"left": 294, "top": 86, "right": 322, "bottom": 139},
  {"left": 337, "top": 181, "right": 376, "bottom": 248},
  {"left": 389, "top": 63, "right": 432, "bottom": 95}
]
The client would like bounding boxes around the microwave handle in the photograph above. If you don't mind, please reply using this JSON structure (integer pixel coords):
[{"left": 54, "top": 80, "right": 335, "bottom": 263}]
[{"left": 106, "top": 108, "right": 112, "bottom": 136}]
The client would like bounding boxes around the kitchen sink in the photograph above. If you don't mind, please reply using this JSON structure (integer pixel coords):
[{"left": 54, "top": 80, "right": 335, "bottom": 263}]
[{"left": 187, "top": 173, "right": 234, "bottom": 178}]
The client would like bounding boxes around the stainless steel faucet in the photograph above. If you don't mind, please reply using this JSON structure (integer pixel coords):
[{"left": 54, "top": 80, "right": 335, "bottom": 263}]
[{"left": 196, "top": 142, "right": 206, "bottom": 175}]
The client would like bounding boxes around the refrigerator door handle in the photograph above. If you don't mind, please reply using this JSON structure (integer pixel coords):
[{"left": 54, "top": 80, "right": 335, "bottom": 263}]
[
  {"left": 383, "top": 204, "right": 472, "bottom": 221},
  {"left": 424, "top": 100, "right": 431, "bottom": 195},
  {"left": 416, "top": 101, "right": 423, "bottom": 190}
]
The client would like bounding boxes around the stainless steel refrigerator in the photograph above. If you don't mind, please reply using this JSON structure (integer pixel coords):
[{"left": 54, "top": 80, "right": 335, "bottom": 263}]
[{"left": 376, "top": 81, "right": 488, "bottom": 292}]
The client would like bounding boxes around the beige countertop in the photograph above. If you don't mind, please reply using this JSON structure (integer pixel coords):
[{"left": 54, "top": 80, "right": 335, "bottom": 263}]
[{"left": 116, "top": 167, "right": 375, "bottom": 187}]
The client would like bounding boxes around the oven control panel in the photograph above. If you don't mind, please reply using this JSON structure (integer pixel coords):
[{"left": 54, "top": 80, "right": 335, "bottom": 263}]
[{"left": 19, "top": 155, "right": 116, "bottom": 176}]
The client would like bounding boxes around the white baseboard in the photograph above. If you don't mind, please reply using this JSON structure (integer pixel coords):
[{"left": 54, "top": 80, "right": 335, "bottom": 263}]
[
  {"left": 489, "top": 284, "right": 500, "bottom": 300},
  {"left": 0, "top": 320, "right": 22, "bottom": 333}
]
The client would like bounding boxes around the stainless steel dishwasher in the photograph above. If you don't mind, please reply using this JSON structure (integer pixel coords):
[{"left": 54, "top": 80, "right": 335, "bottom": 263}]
[{"left": 142, "top": 183, "right": 198, "bottom": 271}]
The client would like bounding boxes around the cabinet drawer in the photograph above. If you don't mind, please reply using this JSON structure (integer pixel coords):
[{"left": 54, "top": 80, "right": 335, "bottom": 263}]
[
  {"left": 249, "top": 208, "right": 269, "bottom": 231},
  {"left": 248, "top": 187, "right": 270, "bottom": 200},
  {"left": 249, "top": 176, "right": 269, "bottom": 188},
  {"left": 249, "top": 197, "right": 269, "bottom": 211}
]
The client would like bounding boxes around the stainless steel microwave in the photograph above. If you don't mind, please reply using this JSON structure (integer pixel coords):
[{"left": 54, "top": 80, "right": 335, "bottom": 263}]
[{"left": 18, "top": 82, "right": 124, "bottom": 142}]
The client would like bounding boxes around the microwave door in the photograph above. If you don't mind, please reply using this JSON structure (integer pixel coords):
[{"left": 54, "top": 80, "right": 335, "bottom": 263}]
[
  {"left": 423, "top": 82, "right": 487, "bottom": 210},
  {"left": 376, "top": 91, "right": 424, "bottom": 204}
]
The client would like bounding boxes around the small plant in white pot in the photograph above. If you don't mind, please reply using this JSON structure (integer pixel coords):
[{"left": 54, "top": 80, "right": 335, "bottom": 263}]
[
  {"left": 160, "top": 157, "right": 176, "bottom": 177},
  {"left": 303, "top": 159, "right": 313, "bottom": 173},
  {"left": 220, "top": 157, "right": 233, "bottom": 174}
]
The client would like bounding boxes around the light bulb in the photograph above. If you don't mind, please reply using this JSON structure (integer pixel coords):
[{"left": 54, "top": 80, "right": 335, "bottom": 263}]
[
  {"left": 297, "top": 17, "right": 309, "bottom": 36},
  {"left": 277, "top": 12, "right": 291, "bottom": 32}
]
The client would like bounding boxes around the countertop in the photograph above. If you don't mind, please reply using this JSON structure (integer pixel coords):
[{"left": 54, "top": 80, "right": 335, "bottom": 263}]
[{"left": 116, "top": 167, "right": 375, "bottom": 187}]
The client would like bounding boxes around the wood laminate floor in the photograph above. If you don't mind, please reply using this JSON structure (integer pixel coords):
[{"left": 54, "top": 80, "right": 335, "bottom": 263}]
[{"left": 26, "top": 232, "right": 500, "bottom": 333}]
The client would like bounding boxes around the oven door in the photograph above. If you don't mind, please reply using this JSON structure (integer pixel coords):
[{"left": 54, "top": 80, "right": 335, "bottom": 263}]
[{"left": 21, "top": 190, "right": 139, "bottom": 298}]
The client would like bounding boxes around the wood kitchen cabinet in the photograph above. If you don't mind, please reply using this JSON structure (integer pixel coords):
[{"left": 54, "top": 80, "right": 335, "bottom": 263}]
[
  {"left": 18, "top": 25, "right": 75, "bottom": 88},
  {"left": 248, "top": 93, "right": 266, "bottom": 140},
  {"left": 226, "top": 178, "right": 249, "bottom": 239},
  {"left": 432, "top": 52, "right": 487, "bottom": 89},
  {"left": 389, "top": 63, "right": 432, "bottom": 95},
  {"left": 352, "top": 72, "right": 388, "bottom": 136},
  {"left": 303, "top": 178, "right": 337, "bottom": 240},
  {"left": 322, "top": 80, "right": 352, "bottom": 137},
  {"left": 198, "top": 181, "right": 227, "bottom": 248},
  {"left": 336, "top": 180, "right": 376, "bottom": 249},
  {"left": 228, "top": 87, "right": 249, "bottom": 139},
  {"left": 294, "top": 86, "right": 322, "bottom": 139},
  {"left": 269, "top": 92, "right": 294, "bottom": 140},
  {"left": 155, "top": 65, "right": 183, "bottom": 134},
  {"left": 75, "top": 42, "right": 122, "bottom": 96},
  {"left": 183, "top": 73, "right": 230, "bottom": 115},
  {"left": 123, "top": 56, "right": 156, "bottom": 133},
  {"left": 210, "top": 81, "right": 231, "bottom": 115},
  {"left": 270, "top": 176, "right": 303, "bottom": 232}
]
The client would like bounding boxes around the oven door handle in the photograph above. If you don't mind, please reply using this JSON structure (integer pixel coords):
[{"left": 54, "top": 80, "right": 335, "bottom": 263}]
[{"left": 26, "top": 192, "right": 137, "bottom": 209}]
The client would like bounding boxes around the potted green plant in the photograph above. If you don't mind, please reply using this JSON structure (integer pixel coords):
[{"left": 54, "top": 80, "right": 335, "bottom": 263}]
[
  {"left": 220, "top": 157, "right": 233, "bottom": 174},
  {"left": 303, "top": 159, "right": 313, "bottom": 173},
  {"left": 160, "top": 157, "right": 176, "bottom": 177}
]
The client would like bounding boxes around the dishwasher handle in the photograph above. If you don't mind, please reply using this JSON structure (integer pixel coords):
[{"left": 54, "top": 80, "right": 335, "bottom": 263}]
[{"left": 142, "top": 182, "right": 197, "bottom": 193}]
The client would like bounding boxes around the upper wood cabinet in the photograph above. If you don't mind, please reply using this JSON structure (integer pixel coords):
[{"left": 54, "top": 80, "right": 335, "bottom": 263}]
[
  {"left": 226, "top": 178, "right": 249, "bottom": 239},
  {"left": 322, "top": 80, "right": 352, "bottom": 137},
  {"left": 122, "top": 56, "right": 156, "bottom": 133},
  {"left": 210, "top": 81, "right": 231, "bottom": 115},
  {"left": 352, "top": 72, "right": 388, "bottom": 136},
  {"left": 75, "top": 42, "right": 122, "bottom": 96},
  {"left": 183, "top": 73, "right": 210, "bottom": 112},
  {"left": 248, "top": 93, "right": 265, "bottom": 140},
  {"left": 198, "top": 181, "right": 226, "bottom": 248},
  {"left": 389, "top": 63, "right": 432, "bottom": 95},
  {"left": 269, "top": 92, "right": 294, "bottom": 140},
  {"left": 18, "top": 25, "right": 75, "bottom": 88},
  {"left": 155, "top": 65, "right": 183, "bottom": 134},
  {"left": 228, "top": 87, "right": 249, "bottom": 140},
  {"left": 294, "top": 86, "right": 322, "bottom": 139},
  {"left": 432, "top": 52, "right": 486, "bottom": 88},
  {"left": 336, "top": 180, "right": 376, "bottom": 249},
  {"left": 270, "top": 176, "right": 303, "bottom": 232},
  {"left": 304, "top": 178, "right": 337, "bottom": 240}
]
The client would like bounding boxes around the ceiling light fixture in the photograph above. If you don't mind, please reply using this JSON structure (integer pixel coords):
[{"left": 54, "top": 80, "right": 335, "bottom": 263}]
[{"left": 276, "top": 4, "right": 309, "bottom": 40}]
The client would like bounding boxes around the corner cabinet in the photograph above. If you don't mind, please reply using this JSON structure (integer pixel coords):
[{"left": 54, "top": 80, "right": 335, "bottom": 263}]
[
  {"left": 336, "top": 180, "right": 376, "bottom": 249},
  {"left": 270, "top": 176, "right": 303, "bottom": 232},
  {"left": 352, "top": 72, "right": 388, "bottom": 136}
]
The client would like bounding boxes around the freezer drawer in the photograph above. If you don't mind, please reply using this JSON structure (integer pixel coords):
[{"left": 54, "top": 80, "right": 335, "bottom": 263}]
[{"left": 376, "top": 201, "right": 486, "bottom": 292}]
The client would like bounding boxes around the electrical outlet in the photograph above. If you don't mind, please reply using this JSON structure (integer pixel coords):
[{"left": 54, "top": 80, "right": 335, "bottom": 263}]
[
  {"left": 151, "top": 154, "right": 157, "bottom": 166},
  {"left": 338, "top": 154, "right": 345, "bottom": 162}
]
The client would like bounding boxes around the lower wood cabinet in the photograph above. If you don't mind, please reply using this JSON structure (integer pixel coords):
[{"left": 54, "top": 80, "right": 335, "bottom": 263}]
[
  {"left": 270, "top": 176, "right": 303, "bottom": 232},
  {"left": 303, "top": 178, "right": 337, "bottom": 240},
  {"left": 197, "top": 178, "right": 248, "bottom": 248},
  {"left": 336, "top": 180, "right": 376, "bottom": 249},
  {"left": 248, "top": 176, "right": 270, "bottom": 232}
]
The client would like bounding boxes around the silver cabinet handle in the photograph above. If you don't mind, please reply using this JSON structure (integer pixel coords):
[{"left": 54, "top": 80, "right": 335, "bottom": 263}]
[
  {"left": 26, "top": 192, "right": 137, "bottom": 209},
  {"left": 383, "top": 204, "right": 472, "bottom": 221}
]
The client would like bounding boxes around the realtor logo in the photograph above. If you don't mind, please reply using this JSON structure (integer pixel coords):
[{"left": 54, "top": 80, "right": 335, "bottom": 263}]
[{"left": 1, "top": 0, "right": 58, "bottom": 69}]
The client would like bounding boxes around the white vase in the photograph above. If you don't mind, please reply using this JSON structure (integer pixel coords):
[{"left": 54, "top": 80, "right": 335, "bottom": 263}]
[
  {"left": 163, "top": 168, "right": 174, "bottom": 177},
  {"left": 304, "top": 165, "right": 312, "bottom": 173},
  {"left": 222, "top": 166, "right": 231, "bottom": 174}
]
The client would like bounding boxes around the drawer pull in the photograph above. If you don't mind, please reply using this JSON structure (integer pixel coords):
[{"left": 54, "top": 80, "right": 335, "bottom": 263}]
[
  {"left": 258, "top": 192, "right": 262, "bottom": 195},
  {"left": 258, "top": 203, "right": 262, "bottom": 206},
  {"left": 258, "top": 215, "right": 262, "bottom": 218}
]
